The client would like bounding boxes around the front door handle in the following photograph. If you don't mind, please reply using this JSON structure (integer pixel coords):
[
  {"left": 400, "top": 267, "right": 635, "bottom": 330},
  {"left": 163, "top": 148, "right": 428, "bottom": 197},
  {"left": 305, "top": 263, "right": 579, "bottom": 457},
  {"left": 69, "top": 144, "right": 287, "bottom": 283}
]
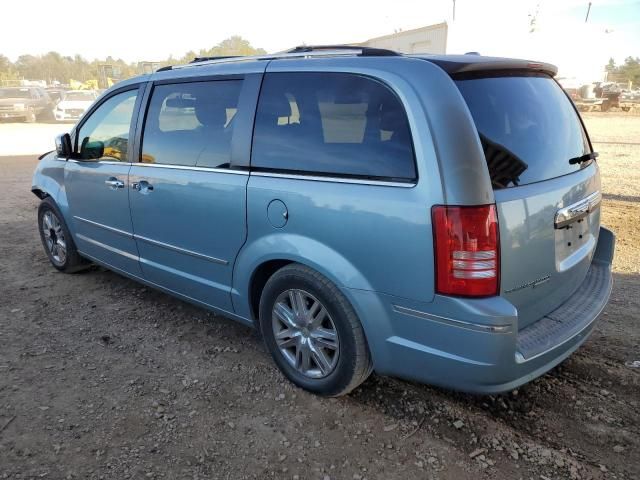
[
  {"left": 131, "top": 180, "right": 154, "bottom": 193},
  {"left": 105, "top": 177, "right": 125, "bottom": 190}
]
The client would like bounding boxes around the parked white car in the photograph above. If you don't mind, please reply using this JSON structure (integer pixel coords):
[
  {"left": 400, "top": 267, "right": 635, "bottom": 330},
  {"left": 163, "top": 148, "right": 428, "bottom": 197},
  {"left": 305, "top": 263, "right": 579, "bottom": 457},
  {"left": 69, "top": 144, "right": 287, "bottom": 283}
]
[{"left": 54, "top": 90, "right": 98, "bottom": 122}]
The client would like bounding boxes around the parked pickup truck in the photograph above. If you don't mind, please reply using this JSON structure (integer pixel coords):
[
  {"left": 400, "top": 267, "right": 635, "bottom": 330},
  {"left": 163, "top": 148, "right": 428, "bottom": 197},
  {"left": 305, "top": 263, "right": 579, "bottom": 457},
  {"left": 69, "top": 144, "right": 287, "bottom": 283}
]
[{"left": 0, "top": 86, "right": 54, "bottom": 122}]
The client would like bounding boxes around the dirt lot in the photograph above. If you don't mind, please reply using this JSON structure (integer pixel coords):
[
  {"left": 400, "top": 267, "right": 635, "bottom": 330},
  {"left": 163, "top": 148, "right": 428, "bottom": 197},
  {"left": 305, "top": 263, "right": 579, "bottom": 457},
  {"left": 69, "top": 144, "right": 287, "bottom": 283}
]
[
  {"left": 0, "top": 123, "right": 71, "bottom": 157},
  {"left": 0, "top": 114, "right": 638, "bottom": 480}
]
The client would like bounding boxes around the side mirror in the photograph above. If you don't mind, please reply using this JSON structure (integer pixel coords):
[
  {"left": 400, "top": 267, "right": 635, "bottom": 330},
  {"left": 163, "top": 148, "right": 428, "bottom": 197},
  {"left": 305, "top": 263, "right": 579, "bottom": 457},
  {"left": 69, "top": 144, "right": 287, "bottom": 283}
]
[
  {"left": 79, "top": 137, "right": 104, "bottom": 160},
  {"left": 55, "top": 133, "right": 72, "bottom": 158}
]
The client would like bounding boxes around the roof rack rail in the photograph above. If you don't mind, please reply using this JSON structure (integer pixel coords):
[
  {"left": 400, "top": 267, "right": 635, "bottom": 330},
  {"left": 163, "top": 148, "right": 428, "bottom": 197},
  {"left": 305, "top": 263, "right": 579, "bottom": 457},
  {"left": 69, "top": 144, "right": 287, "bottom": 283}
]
[
  {"left": 168, "top": 45, "right": 401, "bottom": 70},
  {"left": 190, "top": 56, "right": 241, "bottom": 63},
  {"left": 287, "top": 45, "right": 400, "bottom": 57},
  {"left": 155, "top": 55, "right": 241, "bottom": 72}
]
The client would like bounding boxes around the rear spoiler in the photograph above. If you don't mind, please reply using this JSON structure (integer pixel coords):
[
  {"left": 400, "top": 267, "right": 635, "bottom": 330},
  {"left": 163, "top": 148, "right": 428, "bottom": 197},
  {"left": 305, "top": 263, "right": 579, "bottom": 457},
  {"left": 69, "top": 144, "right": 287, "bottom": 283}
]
[{"left": 415, "top": 54, "right": 558, "bottom": 77}]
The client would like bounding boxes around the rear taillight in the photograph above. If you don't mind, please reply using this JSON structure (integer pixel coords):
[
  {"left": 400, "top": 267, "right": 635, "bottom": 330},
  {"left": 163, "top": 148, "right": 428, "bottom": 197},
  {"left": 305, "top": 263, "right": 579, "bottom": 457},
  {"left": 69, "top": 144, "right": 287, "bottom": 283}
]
[{"left": 432, "top": 205, "right": 500, "bottom": 297}]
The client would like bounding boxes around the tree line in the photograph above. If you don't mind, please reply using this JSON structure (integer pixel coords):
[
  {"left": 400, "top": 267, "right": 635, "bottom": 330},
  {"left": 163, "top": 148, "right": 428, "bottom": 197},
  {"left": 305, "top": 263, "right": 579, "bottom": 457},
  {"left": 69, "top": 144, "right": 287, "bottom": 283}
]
[
  {"left": 2, "top": 36, "right": 637, "bottom": 88},
  {"left": 0, "top": 36, "right": 266, "bottom": 85},
  {"left": 606, "top": 57, "right": 640, "bottom": 86}
]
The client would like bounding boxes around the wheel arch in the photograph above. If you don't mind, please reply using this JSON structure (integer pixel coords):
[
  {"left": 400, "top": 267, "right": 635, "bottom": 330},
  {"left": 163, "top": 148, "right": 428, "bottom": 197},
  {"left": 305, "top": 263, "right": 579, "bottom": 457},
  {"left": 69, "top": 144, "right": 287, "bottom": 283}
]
[
  {"left": 31, "top": 188, "right": 48, "bottom": 199},
  {"left": 247, "top": 259, "right": 294, "bottom": 325},
  {"left": 232, "top": 233, "right": 375, "bottom": 327}
]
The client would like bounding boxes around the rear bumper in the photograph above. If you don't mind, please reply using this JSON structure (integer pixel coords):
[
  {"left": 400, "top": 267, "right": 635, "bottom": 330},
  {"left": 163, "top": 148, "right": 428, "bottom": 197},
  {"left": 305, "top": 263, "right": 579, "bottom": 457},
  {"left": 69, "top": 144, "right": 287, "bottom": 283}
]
[{"left": 347, "top": 227, "right": 615, "bottom": 394}]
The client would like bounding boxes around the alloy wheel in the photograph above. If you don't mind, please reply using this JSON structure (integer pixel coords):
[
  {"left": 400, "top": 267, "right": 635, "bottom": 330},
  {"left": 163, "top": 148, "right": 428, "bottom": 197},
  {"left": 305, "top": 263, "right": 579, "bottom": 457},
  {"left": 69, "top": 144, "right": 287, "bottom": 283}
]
[
  {"left": 271, "top": 289, "right": 340, "bottom": 379},
  {"left": 42, "top": 210, "right": 67, "bottom": 265}
]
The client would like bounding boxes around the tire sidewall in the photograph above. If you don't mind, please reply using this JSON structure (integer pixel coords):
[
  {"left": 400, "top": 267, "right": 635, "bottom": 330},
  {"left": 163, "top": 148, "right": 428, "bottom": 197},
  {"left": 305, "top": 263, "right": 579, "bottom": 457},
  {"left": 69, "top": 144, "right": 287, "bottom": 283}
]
[
  {"left": 26, "top": 107, "right": 36, "bottom": 123},
  {"left": 38, "top": 199, "right": 74, "bottom": 271},
  {"left": 259, "top": 268, "right": 360, "bottom": 395}
]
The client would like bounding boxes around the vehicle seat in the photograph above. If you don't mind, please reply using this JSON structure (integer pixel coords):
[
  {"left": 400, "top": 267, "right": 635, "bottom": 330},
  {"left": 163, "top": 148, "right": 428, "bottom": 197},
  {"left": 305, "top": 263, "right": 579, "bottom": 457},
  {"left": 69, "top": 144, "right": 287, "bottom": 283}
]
[
  {"left": 253, "top": 94, "right": 304, "bottom": 169},
  {"left": 193, "top": 94, "right": 234, "bottom": 168}
]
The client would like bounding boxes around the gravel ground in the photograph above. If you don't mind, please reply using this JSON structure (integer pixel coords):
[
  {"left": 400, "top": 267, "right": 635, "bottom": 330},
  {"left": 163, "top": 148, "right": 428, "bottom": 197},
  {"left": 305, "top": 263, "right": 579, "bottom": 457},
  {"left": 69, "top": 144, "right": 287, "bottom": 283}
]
[{"left": 0, "top": 114, "right": 638, "bottom": 479}]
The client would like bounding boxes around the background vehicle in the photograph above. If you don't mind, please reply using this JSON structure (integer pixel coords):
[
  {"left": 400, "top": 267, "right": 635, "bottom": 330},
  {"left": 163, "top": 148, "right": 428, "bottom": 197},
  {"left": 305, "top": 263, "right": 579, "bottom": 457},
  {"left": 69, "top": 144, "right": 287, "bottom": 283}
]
[
  {"left": 32, "top": 47, "right": 614, "bottom": 397},
  {"left": 0, "top": 86, "right": 53, "bottom": 122},
  {"left": 54, "top": 90, "right": 99, "bottom": 122},
  {"left": 46, "top": 88, "right": 67, "bottom": 107}
]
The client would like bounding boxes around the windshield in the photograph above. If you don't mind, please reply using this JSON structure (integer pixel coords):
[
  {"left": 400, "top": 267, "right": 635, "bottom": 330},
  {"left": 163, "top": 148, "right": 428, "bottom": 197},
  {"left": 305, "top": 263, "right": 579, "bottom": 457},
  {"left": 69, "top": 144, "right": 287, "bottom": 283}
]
[
  {"left": 0, "top": 88, "right": 31, "bottom": 99},
  {"left": 456, "top": 74, "right": 591, "bottom": 189},
  {"left": 64, "top": 91, "right": 95, "bottom": 101}
]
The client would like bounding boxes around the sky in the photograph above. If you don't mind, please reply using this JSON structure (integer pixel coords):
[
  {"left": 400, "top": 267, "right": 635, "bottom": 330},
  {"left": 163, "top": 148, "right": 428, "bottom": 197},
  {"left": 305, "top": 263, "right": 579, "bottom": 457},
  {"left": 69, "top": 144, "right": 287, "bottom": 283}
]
[{"left": 1, "top": 0, "right": 639, "bottom": 75}]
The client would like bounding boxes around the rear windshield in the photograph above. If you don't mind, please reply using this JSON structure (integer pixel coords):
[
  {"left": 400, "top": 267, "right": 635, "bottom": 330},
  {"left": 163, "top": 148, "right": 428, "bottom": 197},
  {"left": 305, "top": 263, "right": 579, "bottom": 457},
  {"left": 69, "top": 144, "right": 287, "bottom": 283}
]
[{"left": 455, "top": 74, "right": 591, "bottom": 189}]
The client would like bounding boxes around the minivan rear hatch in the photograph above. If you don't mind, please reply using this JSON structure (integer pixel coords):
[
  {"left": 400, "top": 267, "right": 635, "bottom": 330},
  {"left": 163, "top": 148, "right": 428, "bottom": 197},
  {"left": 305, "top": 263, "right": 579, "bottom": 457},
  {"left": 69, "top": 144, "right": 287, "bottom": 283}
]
[{"left": 454, "top": 72, "right": 601, "bottom": 329}]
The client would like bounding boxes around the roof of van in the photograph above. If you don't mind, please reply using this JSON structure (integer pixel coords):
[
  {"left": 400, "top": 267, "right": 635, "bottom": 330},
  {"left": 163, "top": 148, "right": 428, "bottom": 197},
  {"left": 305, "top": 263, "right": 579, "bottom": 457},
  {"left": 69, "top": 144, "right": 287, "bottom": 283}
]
[{"left": 159, "top": 47, "right": 558, "bottom": 78}]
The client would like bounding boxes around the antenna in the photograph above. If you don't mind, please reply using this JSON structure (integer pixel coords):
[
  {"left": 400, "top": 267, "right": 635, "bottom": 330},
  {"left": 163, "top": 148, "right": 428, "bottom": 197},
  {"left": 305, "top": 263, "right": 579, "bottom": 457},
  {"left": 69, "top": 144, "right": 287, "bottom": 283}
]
[{"left": 585, "top": 1, "right": 592, "bottom": 23}]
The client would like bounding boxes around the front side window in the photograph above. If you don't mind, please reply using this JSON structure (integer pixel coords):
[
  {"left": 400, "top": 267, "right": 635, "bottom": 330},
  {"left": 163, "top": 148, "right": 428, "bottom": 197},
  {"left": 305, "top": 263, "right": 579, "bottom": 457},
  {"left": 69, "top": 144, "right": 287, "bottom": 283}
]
[
  {"left": 141, "top": 80, "right": 242, "bottom": 168},
  {"left": 76, "top": 89, "right": 138, "bottom": 161},
  {"left": 252, "top": 72, "right": 416, "bottom": 181}
]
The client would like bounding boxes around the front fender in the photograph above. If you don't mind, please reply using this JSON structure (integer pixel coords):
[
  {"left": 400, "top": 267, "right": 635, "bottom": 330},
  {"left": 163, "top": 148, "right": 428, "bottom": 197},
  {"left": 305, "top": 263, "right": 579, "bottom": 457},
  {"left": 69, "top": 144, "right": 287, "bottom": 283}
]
[
  {"left": 231, "top": 232, "right": 374, "bottom": 320},
  {"left": 32, "top": 153, "right": 71, "bottom": 225}
]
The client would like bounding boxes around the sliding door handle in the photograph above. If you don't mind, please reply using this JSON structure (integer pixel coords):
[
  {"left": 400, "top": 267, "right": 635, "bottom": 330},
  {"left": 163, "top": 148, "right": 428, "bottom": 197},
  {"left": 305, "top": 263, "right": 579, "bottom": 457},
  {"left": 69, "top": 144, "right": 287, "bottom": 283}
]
[{"left": 131, "top": 180, "right": 154, "bottom": 193}]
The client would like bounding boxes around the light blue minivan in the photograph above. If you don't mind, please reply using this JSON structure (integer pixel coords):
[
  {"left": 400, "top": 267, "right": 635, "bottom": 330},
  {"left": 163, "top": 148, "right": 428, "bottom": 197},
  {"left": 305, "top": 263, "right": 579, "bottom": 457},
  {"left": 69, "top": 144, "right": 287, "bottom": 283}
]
[{"left": 32, "top": 47, "right": 615, "bottom": 396}]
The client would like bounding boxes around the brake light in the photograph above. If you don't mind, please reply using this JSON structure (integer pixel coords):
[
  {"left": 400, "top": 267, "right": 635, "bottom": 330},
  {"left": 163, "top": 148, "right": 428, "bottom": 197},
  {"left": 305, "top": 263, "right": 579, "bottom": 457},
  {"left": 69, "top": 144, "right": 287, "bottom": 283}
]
[{"left": 432, "top": 205, "right": 499, "bottom": 297}]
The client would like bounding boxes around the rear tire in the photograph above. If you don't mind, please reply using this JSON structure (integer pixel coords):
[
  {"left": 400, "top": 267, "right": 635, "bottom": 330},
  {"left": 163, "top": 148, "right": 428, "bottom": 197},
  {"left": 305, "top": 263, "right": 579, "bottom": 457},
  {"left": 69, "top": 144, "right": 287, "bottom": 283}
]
[
  {"left": 259, "top": 264, "right": 372, "bottom": 396},
  {"left": 37, "top": 198, "right": 89, "bottom": 273}
]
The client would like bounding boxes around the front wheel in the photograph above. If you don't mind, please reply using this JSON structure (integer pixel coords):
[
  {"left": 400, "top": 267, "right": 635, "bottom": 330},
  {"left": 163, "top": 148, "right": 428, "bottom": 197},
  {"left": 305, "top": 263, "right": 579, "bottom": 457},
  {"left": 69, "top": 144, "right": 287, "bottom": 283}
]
[
  {"left": 25, "top": 107, "right": 37, "bottom": 123},
  {"left": 38, "top": 198, "right": 88, "bottom": 272},
  {"left": 259, "top": 264, "right": 372, "bottom": 396}
]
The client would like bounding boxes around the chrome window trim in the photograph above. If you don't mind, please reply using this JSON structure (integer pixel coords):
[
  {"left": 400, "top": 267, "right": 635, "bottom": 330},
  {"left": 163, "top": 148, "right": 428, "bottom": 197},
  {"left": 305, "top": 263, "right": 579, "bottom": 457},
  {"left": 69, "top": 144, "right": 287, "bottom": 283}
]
[
  {"left": 67, "top": 159, "right": 248, "bottom": 175},
  {"left": 392, "top": 304, "right": 512, "bottom": 333},
  {"left": 67, "top": 159, "right": 132, "bottom": 166},
  {"left": 74, "top": 216, "right": 133, "bottom": 238},
  {"left": 132, "top": 163, "right": 249, "bottom": 175},
  {"left": 68, "top": 161, "right": 412, "bottom": 183},
  {"left": 250, "top": 171, "right": 416, "bottom": 188},
  {"left": 133, "top": 234, "right": 229, "bottom": 265}
]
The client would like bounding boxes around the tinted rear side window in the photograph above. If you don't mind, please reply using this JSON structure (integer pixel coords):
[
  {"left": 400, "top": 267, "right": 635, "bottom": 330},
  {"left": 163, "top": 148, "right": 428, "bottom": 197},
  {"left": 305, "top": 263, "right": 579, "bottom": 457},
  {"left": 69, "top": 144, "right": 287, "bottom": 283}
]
[
  {"left": 455, "top": 74, "right": 591, "bottom": 189},
  {"left": 141, "top": 80, "right": 241, "bottom": 168},
  {"left": 252, "top": 72, "right": 416, "bottom": 181}
]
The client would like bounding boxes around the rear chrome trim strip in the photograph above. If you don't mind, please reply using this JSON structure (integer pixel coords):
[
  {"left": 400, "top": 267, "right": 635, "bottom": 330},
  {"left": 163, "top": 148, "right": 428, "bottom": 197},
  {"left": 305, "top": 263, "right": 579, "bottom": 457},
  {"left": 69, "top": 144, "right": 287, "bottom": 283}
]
[
  {"left": 393, "top": 305, "right": 512, "bottom": 333},
  {"left": 73, "top": 216, "right": 133, "bottom": 238},
  {"left": 554, "top": 191, "right": 601, "bottom": 229},
  {"left": 250, "top": 171, "right": 416, "bottom": 188},
  {"left": 133, "top": 234, "right": 229, "bottom": 265}
]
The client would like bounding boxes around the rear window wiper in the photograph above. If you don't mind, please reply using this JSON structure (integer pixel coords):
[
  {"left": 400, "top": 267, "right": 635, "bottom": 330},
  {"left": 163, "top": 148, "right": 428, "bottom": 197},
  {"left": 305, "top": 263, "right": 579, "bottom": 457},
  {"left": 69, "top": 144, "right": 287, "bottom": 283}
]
[{"left": 569, "top": 152, "right": 598, "bottom": 165}]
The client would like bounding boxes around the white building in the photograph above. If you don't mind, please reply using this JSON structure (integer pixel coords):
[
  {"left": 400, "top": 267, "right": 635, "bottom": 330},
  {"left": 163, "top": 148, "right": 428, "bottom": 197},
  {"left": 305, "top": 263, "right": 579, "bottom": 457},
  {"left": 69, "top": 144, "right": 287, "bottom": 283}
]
[{"left": 358, "top": 23, "right": 448, "bottom": 54}]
